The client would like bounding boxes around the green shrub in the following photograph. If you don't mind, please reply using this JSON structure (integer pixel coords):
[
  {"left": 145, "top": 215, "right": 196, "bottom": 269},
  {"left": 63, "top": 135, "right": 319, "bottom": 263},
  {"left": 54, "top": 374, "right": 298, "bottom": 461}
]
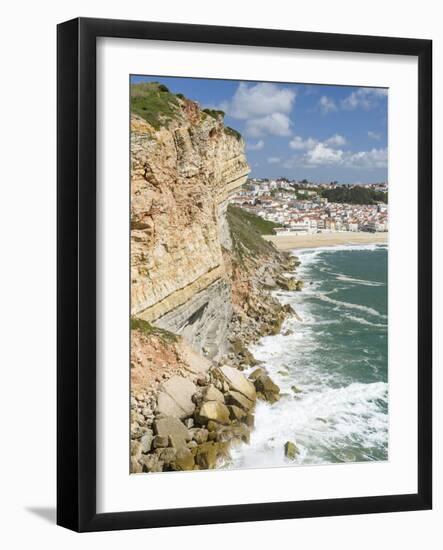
[
  {"left": 130, "top": 317, "right": 178, "bottom": 343},
  {"left": 131, "top": 82, "right": 180, "bottom": 129},
  {"left": 224, "top": 126, "right": 242, "bottom": 141},
  {"left": 202, "top": 108, "right": 225, "bottom": 119}
]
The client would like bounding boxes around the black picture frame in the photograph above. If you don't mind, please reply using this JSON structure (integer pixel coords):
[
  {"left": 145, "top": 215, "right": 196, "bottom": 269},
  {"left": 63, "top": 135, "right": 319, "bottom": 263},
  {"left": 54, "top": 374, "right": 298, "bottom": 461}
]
[{"left": 57, "top": 17, "right": 432, "bottom": 532}]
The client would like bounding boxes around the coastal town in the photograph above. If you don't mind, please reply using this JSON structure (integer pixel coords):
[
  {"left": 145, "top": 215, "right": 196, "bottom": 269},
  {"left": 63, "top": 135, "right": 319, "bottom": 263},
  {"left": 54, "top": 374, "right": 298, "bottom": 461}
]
[{"left": 229, "top": 178, "right": 388, "bottom": 235}]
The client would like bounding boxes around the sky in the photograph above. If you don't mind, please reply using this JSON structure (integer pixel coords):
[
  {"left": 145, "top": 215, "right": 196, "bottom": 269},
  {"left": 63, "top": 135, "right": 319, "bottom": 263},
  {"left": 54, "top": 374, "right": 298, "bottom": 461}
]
[{"left": 131, "top": 75, "right": 388, "bottom": 184}]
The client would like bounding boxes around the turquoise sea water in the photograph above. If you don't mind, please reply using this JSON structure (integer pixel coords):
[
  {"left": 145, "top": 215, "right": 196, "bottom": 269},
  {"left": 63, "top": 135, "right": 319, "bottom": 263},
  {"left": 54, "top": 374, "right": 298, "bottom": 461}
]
[{"left": 230, "top": 244, "right": 388, "bottom": 469}]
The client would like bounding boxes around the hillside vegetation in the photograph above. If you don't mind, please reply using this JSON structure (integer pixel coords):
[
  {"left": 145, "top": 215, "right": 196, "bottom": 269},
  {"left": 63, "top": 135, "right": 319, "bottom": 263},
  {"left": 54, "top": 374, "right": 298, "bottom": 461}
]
[
  {"left": 320, "top": 186, "right": 388, "bottom": 205},
  {"left": 131, "top": 82, "right": 180, "bottom": 129},
  {"left": 227, "top": 205, "right": 281, "bottom": 262}
]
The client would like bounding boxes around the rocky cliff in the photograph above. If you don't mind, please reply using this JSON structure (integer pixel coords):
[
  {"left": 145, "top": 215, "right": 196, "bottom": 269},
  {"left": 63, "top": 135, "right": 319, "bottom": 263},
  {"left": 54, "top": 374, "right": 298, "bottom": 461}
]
[{"left": 131, "top": 85, "right": 249, "bottom": 359}]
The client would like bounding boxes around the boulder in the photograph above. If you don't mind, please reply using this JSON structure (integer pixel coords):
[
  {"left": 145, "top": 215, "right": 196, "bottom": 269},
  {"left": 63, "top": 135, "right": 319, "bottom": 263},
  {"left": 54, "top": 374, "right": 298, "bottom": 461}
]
[
  {"left": 284, "top": 440, "right": 299, "bottom": 460},
  {"left": 245, "top": 413, "right": 255, "bottom": 427},
  {"left": 189, "top": 427, "right": 209, "bottom": 444},
  {"left": 153, "top": 416, "right": 191, "bottom": 450},
  {"left": 156, "top": 376, "right": 197, "bottom": 419},
  {"left": 131, "top": 440, "right": 143, "bottom": 460},
  {"left": 155, "top": 447, "right": 177, "bottom": 465},
  {"left": 249, "top": 367, "right": 267, "bottom": 381},
  {"left": 194, "top": 442, "right": 219, "bottom": 469},
  {"left": 253, "top": 373, "right": 281, "bottom": 403},
  {"left": 225, "top": 390, "right": 254, "bottom": 411},
  {"left": 130, "top": 456, "right": 142, "bottom": 474},
  {"left": 140, "top": 430, "right": 154, "bottom": 453},
  {"left": 197, "top": 401, "right": 230, "bottom": 425},
  {"left": 228, "top": 405, "right": 247, "bottom": 422},
  {"left": 204, "top": 384, "right": 225, "bottom": 403},
  {"left": 139, "top": 454, "right": 164, "bottom": 473},
  {"left": 172, "top": 447, "right": 195, "bottom": 471},
  {"left": 217, "top": 424, "right": 250, "bottom": 444},
  {"left": 152, "top": 435, "right": 169, "bottom": 449},
  {"left": 277, "top": 276, "right": 302, "bottom": 291},
  {"left": 215, "top": 366, "right": 256, "bottom": 402}
]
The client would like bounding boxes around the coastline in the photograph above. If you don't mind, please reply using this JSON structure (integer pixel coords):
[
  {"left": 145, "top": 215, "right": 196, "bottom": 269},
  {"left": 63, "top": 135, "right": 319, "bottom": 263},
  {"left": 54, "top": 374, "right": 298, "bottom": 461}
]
[
  {"left": 231, "top": 242, "right": 389, "bottom": 469},
  {"left": 263, "top": 231, "right": 388, "bottom": 251}
]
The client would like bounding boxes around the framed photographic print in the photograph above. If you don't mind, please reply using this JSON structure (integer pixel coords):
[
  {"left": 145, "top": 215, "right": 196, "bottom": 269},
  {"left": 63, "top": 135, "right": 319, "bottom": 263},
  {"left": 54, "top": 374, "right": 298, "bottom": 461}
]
[{"left": 57, "top": 18, "right": 432, "bottom": 532}]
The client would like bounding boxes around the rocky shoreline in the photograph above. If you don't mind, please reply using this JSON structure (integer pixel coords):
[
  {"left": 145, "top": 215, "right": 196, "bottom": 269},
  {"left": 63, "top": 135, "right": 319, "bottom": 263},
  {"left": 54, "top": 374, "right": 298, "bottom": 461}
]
[{"left": 130, "top": 252, "right": 303, "bottom": 473}]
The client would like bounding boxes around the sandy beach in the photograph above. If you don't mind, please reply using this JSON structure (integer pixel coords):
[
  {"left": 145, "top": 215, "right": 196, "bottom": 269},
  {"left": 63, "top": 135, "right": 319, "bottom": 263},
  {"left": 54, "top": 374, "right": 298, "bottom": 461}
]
[{"left": 264, "top": 231, "right": 388, "bottom": 251}]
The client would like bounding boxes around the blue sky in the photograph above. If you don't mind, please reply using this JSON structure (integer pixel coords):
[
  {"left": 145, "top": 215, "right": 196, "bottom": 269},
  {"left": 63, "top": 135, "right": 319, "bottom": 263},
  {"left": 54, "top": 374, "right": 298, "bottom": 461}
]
[{"left": 131, "top": 75, "right": 388, "bottom": 183}]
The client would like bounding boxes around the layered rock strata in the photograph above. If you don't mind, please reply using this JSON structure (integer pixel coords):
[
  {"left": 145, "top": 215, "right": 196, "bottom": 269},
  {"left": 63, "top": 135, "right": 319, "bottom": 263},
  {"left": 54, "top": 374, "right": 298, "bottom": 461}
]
[{"left": 131, "top": 97, "right": 249, "bottom": 359}]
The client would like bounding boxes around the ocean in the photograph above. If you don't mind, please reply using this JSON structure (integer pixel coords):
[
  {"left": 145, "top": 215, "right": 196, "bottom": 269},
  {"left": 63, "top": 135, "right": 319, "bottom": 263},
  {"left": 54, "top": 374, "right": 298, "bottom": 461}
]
[{"left": 230, "top": 243, "right": 388, "bottom": 469}]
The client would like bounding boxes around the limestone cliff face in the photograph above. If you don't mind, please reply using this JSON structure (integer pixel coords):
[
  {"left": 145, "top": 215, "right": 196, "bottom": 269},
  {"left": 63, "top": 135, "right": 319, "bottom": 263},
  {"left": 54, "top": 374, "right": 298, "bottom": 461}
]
[{"left": 131, "top": 98, "right": 250, "bottom": 358}]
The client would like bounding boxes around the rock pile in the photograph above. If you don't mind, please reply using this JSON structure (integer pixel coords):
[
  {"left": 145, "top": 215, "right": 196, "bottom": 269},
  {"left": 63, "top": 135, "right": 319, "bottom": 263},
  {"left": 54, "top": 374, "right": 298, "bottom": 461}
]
[{"left": 130, "top": 364, "right": 275, "bottom": 473}]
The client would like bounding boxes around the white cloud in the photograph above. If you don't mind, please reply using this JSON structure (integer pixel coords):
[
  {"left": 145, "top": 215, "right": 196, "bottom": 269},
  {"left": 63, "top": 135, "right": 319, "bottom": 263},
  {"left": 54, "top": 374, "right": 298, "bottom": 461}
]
[
  {"left": 343, "top": 148, "right": 388, "bottom": 168},
  {"left": 289, "top": 134, "right": 346, "bottom": 152},
  {"left": 341, "top": 87, "right": 388, "bottom": 110},
  {"left": 283, "top": 146, "right": 387, "bottom": 170},
  {"left": 289, "top": 136, "right": 317, "bottom": 150},
  {"left": 267, "top": 157, "right": 281, "bottom": 164},
  {"left": 305, "top": 143, "right": 344, "bottom": 165},
  {"left": 325, "top": 133, "right": 346, "bottom": 147},
  {"left": 224, "top": 82, "right": 296, "bottom": 120},
  {"left": 319, "top": 95, "right": 337, "bottom": 114},
  {"left": 246, "top": 139, "right": 265, "bottom": 151},
  {"left": 367, "top": 131, "right": 381, "bottom": 140},
  {"left": 245, "top": 113, "right": 292, "bottom": 137}
]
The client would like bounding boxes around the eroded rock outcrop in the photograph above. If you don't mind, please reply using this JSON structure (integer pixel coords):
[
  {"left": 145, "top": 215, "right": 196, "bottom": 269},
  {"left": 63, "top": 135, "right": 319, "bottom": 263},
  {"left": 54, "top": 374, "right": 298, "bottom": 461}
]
[{"left": 131, "top": 91, "right": 249, "bottom": 358}]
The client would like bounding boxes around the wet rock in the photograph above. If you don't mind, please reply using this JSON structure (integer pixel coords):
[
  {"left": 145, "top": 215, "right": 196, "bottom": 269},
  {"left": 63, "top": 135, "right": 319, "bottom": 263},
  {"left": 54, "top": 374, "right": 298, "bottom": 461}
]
[
  {"left": 284, "top": 440, "right": 299, "bottom": 460},
  {"left": 228, "top": 404, "right": 247, "bottom": 422},
  {"left": 189, "top": 427, "right": 209, "bottom": 444},
  {"left": 245, "top": 413, "right": 255, "bottom": 427},
  {"left": 218, "top": 424, "right": 250, "bottom": 444},
  {"left": 249, "top": 367, "right": 267, "bottom": 381},
  {"left": 253, "top": 373, "right": 280, "bottom": 403},
  {"left": 225, "top": 390, "right": 254, "bottom": 411},
  {"left": 277, "top": 276, "right": 303, "bottom": 291},
  {"left": 214, "top": 365, "right": 256, "bottom": 402}
]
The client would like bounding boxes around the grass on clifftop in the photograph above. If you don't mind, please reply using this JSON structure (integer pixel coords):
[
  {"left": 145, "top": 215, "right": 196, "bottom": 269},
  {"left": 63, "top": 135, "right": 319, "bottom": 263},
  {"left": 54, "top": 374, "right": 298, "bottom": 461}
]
[
  {"left": 227, "top": 205, "right": 281, "bottom": 262},
  {"left": 131, "top": 317, "right": 179, "bottom": 343},
  {"left": 131, "top": 82, "right": 180, "bottom": 130}
]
